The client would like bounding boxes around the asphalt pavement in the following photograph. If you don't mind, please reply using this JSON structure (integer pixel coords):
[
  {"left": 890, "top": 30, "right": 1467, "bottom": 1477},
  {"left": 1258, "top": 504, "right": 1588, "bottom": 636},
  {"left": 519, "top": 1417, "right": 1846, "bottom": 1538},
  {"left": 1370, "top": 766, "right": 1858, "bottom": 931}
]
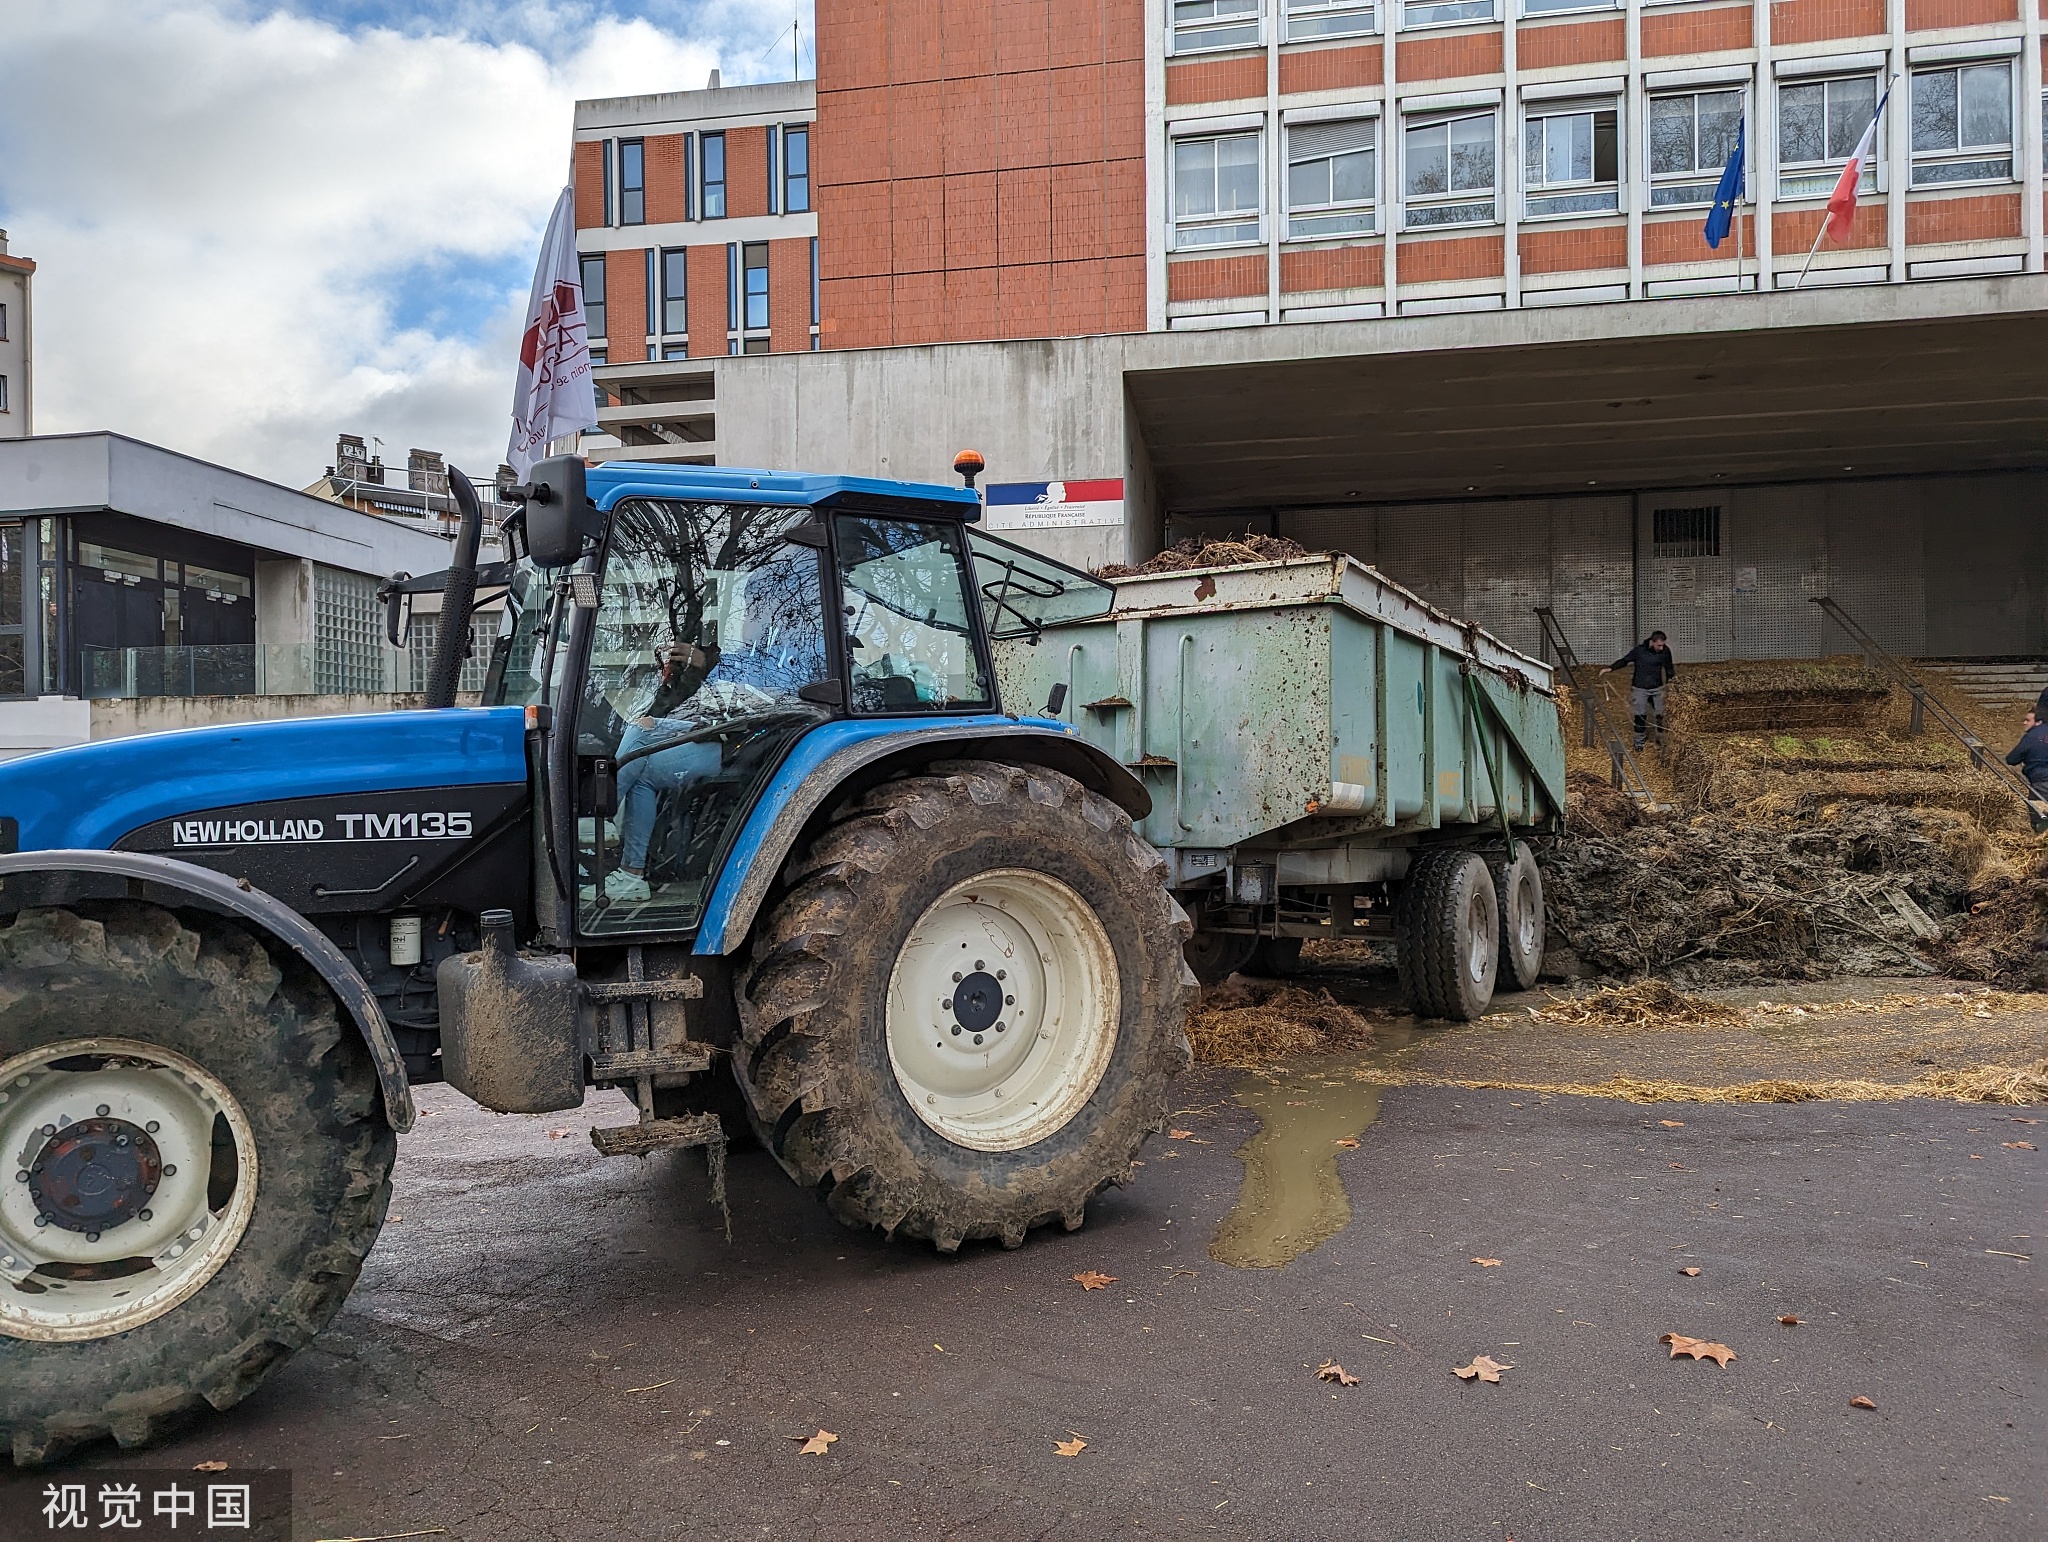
[{"left": 5, "top": 1070, "right": 2041, "bottom": 1541}]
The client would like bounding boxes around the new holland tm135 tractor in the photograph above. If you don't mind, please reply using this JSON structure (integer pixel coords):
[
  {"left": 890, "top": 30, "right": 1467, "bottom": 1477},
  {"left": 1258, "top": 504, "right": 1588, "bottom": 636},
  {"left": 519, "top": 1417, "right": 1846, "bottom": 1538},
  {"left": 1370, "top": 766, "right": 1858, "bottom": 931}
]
[{"left": 0, "top": 455, "right": 1194, "bottom": 1463}]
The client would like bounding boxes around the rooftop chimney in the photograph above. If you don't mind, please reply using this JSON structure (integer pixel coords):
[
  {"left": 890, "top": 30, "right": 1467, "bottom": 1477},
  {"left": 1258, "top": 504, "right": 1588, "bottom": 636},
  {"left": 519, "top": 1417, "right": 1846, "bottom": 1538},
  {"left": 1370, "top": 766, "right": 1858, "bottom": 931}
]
[
  {"left": 706, "top": 67, "right": 720, "bottom": 89},
  {"left": 407, "top": 448, "right": 449, "bottom": 496}
]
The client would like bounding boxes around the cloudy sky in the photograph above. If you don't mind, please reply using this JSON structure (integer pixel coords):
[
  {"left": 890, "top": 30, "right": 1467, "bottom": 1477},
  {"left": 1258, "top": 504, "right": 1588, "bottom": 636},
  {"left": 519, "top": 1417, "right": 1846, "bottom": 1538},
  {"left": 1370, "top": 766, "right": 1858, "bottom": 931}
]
[{"left": 0, "top": 0, "right": 811, "bottom": 486}]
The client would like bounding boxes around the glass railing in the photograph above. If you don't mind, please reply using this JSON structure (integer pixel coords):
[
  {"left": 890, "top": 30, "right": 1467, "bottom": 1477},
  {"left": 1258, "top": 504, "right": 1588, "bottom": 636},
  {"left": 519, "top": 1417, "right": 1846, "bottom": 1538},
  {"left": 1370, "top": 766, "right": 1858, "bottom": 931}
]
[{"left": 80, "top": 643, "right": 491, "bottom": 700}]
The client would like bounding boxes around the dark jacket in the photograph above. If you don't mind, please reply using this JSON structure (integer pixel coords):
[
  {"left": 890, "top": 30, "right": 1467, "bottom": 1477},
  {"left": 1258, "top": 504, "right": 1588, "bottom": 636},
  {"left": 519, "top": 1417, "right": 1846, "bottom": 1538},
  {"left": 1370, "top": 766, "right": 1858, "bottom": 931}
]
[
  {"left": 1612, "top": 643, "right": 1677, "bottom": 691},
  {"left": 2008, "top": 723, "right": 2048, "bottom": 792}
]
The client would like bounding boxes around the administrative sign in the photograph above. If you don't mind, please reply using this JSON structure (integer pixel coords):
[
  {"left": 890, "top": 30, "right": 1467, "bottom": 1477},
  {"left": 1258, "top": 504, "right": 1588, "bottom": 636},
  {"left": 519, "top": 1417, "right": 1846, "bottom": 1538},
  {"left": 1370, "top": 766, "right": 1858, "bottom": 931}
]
[{"left": 983, "top": 479, "right": 1125, "bottom": 531}]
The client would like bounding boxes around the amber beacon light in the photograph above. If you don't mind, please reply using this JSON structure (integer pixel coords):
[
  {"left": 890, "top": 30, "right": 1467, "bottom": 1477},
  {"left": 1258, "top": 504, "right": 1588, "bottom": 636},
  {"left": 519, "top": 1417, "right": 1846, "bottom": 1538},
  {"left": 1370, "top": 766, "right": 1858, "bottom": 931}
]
[{"left": 952, "top": 449, "right": 985, "bottom": 489}]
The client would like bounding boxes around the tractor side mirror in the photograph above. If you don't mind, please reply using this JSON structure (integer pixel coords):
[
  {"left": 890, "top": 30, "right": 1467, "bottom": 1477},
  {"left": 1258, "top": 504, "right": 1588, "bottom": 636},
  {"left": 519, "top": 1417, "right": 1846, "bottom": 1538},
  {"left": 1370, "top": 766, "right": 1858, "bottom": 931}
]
[
  {"left": 514, "top": 456, "right": 605, "bottom": 568},
  {"left": 379, "top": 575, "right": 415, "bottom": 647}
]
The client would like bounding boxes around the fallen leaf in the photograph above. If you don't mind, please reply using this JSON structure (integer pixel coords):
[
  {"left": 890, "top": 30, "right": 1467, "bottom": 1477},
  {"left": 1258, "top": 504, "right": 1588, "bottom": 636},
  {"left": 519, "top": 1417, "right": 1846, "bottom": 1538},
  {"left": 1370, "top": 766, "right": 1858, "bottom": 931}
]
[
  {"left": 1316, "top": 1360, "right": 1359, "bottom": 1387},
  {"left": 1054, "top": 1433, "right": 1088, "bottom": 1457},
  {"left": 1471, "top": 1257, "right": 1502, "bottom": 1268},
  {"left": 1778, "top": 1315, "right": 1802, "bottom": 1326},
  {"left": 1660, "top": 1333, "right": 1735, "bottom": 1367},
  {"left": 1453, "top": 1355, "right": 1511, "bottom": 1384},
  {"left": 1168, "top": 1129, "right": 1194, "bottom": 1140},
  {"left": 1969, "top": 1154, "right": 1983, "bottom": 1160},
  {"left": 2003, "top": 1142, "right": 2036, "bottom": 1151},
  {"left": 1679, "top": 1267, "right": 1701, "bottom": 1277},
  {"left": 2010, "top": 1117, "right": 2040, "bottom": 1125},
  {"left": 1660, "top": 1120, "right": 1685, "bottom": 1128},
  {"left": 1669, "top": 1163, "right": 1687, "bottom": 1170},
  {"left": 1073, "top": 1271, "right": 1117, "bottom": 1291},
  {"left": 547, "top": 1128, "right": 571, "bottom": 1139},
  {"left": 795, "top": 1429, "right": 838, "bottom": 1456},
  {"left": 192, "top": 1461, "right": 228, "bottom": 1473},
  {"left": 387, "top": 1214, "right": 403, "bottom": 1223},
  {"left": 1334, "top": 1138, "right": 1360, "bottom": 1149},
  {"left": 1848, "top": 1396, "right": 1876, "bottom": 1411}
]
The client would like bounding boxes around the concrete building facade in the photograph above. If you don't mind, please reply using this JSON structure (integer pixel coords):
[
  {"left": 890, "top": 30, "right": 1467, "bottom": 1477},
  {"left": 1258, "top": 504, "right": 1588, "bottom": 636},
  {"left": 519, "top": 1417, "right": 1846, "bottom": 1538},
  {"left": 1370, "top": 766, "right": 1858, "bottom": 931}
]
[{"left": 0, "top": 231, "right": 32, "bottom": 440}]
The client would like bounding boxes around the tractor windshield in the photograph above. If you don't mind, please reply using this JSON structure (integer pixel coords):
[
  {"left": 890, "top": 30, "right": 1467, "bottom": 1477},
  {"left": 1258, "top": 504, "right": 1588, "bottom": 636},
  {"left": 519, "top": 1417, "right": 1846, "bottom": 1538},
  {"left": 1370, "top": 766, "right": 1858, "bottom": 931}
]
[{"left": 575, "top": 497, "right": 831, "bottom": 937}]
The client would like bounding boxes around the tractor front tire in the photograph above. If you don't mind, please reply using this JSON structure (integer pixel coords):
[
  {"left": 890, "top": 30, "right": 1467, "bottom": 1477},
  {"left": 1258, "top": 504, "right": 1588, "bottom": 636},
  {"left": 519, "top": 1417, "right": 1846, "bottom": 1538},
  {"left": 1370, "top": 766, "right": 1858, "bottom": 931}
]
[
  {"left": 734, "top": 760, "right": 1194, "bottom": 1251},
  {"left": 0, "top": 903, "right": 393, "bottom": 1466}
]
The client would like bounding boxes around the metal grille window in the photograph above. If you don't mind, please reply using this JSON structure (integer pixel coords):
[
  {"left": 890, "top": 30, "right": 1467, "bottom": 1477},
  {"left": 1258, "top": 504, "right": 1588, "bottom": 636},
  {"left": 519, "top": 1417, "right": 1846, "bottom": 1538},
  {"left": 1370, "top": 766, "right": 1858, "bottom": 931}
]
[
  {"left": 743, "top": 242, "right": 770, "bottom": 332},
  {"left": 581, "top": 255, "right": 607, "bottom": 339},
  {"left": 619, "top": 139, "right": 645, "bottom": 225},
  {"left": 1524, "top": 101, "right": 1619, "bottom": 216},
  {"left": 1777, "top": 74, "right": 1878, "bottom": 200},
  {"left": 1405, "top": 0, "right": 1491, "bottom": 25},
  {"left": 1173, "top": 131, "right": 1262, "bottom": 247},
  {"left": 1911, "top": 62, "right": 2013, "bottom": 185},
  {"left": 785, "top": 125, "right": 811, "bottom": 212},
  {"left": 1648, "top": 89, "right": 1744, "bottom": 207},
  {"left": 1403, "top": 110, "right": 1496, "bottom": 228},
  {"left": 1287, "top": 0, "right": 1373, "bottom": 39},
  {"left": 661, "top": 248, "right": 687, "bottom": 335},
  {"left": 1652, "top": 506, "right": 1721, "bottom": 558},
  {"left": 701, "top": 132, "right": 726, "bottom": 218},
  {"left": 1173, "top": 0, "right": 1261, "bottom": 53},
  {"left": 313, "top": 565, "right": 383, "bottom": 695},
  {"left": 1287, "top": 119, "right": 1376, "bottom": 237}
]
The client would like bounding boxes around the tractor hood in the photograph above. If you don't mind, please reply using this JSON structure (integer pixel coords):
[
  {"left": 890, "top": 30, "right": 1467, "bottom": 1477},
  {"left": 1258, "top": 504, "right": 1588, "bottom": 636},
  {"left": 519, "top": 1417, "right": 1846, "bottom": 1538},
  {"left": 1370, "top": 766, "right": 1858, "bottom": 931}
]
[{"left": 0, "top": 708, "right": 529, "bottom": 854}]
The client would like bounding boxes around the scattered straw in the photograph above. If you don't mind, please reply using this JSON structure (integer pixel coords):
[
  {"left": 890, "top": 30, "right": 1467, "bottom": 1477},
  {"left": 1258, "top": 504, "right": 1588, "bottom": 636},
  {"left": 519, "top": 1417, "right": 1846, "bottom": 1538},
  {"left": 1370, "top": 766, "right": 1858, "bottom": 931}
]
[
  {"left": 1188, "top": 981, "right": 1377, "bottom": 1067},
  {"left": 1532, "top": 980, "right": 1742, "bottom": 1028},
  {"left": 1346, "top": 1061, "right": 2048, "bottom": 1106},
  {"left": 1915, "top": 1058, "right": 2048, "bottom": 1105},
  {"left": 1747, "top": 989, "right": 2045, "bottom": 1021}
]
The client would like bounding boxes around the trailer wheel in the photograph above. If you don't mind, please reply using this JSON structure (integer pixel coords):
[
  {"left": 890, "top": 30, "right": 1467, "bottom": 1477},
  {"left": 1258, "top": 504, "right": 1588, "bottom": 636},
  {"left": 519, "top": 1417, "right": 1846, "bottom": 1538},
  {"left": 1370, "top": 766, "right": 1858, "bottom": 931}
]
[
  {"left": 1246, "top": 937, "right": 1305, "bottom": 978},
  {"left": 1184, "top": 929, "right": 1256, "bottom": 986},
  {"left": 734, "top": 760, "right": 1194, "bottom": 1252},
  {"left": 0, "top": 903, "right": 392, "bottom": 1465},
  {"left": 1395, "top": 850, "right": 1499, "bottom": 1021},
  {"left": 1490, "top": 847, "right": 1545, "bottom": 993}
]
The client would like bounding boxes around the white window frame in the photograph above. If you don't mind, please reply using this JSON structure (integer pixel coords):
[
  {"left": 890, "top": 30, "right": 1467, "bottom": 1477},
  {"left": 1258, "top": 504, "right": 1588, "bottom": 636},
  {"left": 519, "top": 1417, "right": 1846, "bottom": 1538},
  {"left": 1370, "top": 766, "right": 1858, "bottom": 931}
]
[
  {"left": 1171, "top": 128, "right": 1266, "bottom": 250},
  {"left": 1522, "top": 98, "right": 1622, "bottom": 218},
  {"left": 1909, "top": 60, "right": 2016, "bottom": 187},
  {"left": 1285, "top": 117, "right": 1379, "bottom": 238},
  {"left": 1776, "top": 72, "right": 1883, "bottom": 201},
  {"left": 1285, "top": 0, "right": 1375, "bottom": 39},
  {"left": 1401, "top": 108, "right": 1500, "bottom": 230},
  {"left": 1646, "top": 86, "right": 1747, "bottom": 210},
  {"left": 1521, "top": 0, "right": 1619, "bottom": 16},
  {"left": 1402, "top": 0, "right": 1493, "bottom": 25},
  {"left": 1171, "top": 0, "right": 1262, "bottom": 55}
]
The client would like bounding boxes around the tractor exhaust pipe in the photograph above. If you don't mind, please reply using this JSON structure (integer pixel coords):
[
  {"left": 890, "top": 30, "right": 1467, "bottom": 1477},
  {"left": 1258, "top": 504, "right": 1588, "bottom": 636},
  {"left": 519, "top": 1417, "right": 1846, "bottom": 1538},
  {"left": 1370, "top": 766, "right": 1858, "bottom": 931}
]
[{"left": 424, "top": 466, "right": 484, "bottom": 710}]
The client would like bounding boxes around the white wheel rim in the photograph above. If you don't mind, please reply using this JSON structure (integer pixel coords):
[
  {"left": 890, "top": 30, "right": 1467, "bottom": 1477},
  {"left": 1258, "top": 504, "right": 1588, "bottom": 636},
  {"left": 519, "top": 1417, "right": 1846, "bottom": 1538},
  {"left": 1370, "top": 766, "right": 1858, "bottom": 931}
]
[
  {"left": 0, "top": 1039, "right": 259, "bottom": 1343},
  {"left": 1466, "top": 888, "right": 1495, "bottom": 986},
  {"left": 1516, "top": 876, "right": 1540, "bottom": 957},
  {"left": 886, "top": 869, "right": 1121, "bottom": 1153}
]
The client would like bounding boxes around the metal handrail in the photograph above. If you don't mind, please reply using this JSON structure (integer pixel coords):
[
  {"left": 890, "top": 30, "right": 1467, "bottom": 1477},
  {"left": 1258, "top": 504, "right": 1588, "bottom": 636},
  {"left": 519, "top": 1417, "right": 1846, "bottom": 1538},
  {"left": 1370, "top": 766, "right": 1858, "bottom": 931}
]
[
  {"left": 1533, "top": 607, "right": 1661, "bottom": 807},
  {"left": 1809, "top": 596, "right": 2046, "bottom": 821}
]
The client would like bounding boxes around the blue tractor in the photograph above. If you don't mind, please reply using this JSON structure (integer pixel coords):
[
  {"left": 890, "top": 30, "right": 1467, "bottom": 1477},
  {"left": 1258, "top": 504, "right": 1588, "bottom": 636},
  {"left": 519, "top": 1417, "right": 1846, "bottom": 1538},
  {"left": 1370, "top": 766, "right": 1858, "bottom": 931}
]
[{"left": 0, "top": 457, "right": 1193, "bottom": 1463}]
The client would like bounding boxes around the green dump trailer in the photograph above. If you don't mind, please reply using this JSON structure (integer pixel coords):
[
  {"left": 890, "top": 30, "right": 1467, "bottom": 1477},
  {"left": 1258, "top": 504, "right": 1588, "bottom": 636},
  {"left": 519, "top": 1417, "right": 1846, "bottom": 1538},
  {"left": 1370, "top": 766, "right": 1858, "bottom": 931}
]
[{"left": 988, "top": 551, "right": 1568, "bottom": 1020}]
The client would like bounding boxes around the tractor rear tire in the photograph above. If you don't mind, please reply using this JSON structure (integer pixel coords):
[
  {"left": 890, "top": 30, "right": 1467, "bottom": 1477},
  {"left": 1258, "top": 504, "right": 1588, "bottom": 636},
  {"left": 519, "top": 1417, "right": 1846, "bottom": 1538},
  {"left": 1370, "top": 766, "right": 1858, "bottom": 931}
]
[
  {"left": 0, "top": 903, "right": 393, "bottom": 1466},
  {"left": 1490, "top": 847, "right": 1546, "bottom": 993},
  {"left": 734, "top": 760, "right": 1194, "bottom": 1252},
  {"left": 1394, "top": 850, "right": 1500, "bottom": 1021}
]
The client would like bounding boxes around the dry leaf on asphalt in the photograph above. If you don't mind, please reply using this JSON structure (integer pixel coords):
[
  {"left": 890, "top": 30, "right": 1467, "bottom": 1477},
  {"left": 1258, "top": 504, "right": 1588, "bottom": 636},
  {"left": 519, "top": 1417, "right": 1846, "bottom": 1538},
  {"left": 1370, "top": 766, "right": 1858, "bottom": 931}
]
[
  {"left": 1679, "top": 1267, "right": 1701, "bottom": 1277},
  {"left": 192, "top": 1461, "right": 228, "bottom": 1473},
  {"left": 795, "top": 1430, "right": 838, "bottom": 1456},
  {"left": 2004, "top": 1142, "right": 2036, "bottom": 1151},
  {"left": 1317, "top": 1360, "right": 1360, "bottom": 1387},
  {"left": 1471, "top": 1257, "right": 1502, "bottom": 1268},
  {"left": 1848, "top": 1396, "right": 1877, "bottom": 1410},
  {"left": 1661, "top": 1333, "right": 1735, "bottom": 1367},
  {"left": 1660, "top": 1119, "right": 1685, "bottom": 1128},
  {"left": 1335, "top": 1138, "right": 1360, "bottom": 1149},
  {"left": 1779, "top": 1315, "right": 1802, "bottom": 1326},
  {"left": 1453, "top": 1355, "right": 1511, "bottom": 1383},
  {"left": 1073, "top": 1271, "right": 1117, "bottom": 1291},
  {"left": 1054, "top": 1433, "right": 1088, "bottom": 1456},
  {"left": 546, "top": 1128, "right": 571, "bottom": 1139},
  {"left": 1168, "top": 1129, "right": 1194, "bottom": 1139}
]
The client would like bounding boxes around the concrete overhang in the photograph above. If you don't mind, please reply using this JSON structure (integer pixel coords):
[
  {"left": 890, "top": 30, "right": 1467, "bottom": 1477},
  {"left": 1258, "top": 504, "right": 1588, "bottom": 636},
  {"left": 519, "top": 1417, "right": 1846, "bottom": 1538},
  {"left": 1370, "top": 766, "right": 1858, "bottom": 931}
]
[{"left": 1124, "top": 275, "right": 2048, "bottom": 511}]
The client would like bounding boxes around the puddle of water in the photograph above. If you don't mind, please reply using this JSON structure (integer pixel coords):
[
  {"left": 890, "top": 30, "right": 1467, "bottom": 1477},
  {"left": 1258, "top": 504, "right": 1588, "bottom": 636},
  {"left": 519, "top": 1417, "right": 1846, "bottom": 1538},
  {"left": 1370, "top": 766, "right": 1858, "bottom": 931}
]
[{"left": 1208, "top": 1024, "right": 1420, "bottom": 1270}]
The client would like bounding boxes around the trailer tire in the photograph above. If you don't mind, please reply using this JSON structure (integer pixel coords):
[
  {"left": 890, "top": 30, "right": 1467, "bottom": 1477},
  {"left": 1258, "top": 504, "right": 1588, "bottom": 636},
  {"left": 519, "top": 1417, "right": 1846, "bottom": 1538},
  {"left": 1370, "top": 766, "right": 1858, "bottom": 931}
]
[
  {"left": 1490, "top": 847, "right": 1545, "bottom": 993},
  {"left": 734, "top": 760, "right": 1194, "bottom": 1252},
  {"left": 1396, "top": 850, "right": 1499, "bottom": 1021},
  {"left": 1247, "top": 937, "right": 1305, "bottom": 978},
  {"left": 0, "top": 902, "right": 392, "bottom": 1466},
  {"left": 1184, "top": 929, "right": 1257, "bottom": 986}
]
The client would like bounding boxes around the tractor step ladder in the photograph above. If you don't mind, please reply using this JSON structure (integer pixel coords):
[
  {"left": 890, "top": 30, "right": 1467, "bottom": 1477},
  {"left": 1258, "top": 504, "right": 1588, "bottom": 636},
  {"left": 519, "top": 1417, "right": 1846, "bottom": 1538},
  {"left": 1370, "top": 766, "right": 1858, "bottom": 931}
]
[
  {"left": 1534, "top": 608, "right": 1662, "bottom": 808},
  {"left": 1811, "top": 596, "right": 2048, "bottom": 830}
]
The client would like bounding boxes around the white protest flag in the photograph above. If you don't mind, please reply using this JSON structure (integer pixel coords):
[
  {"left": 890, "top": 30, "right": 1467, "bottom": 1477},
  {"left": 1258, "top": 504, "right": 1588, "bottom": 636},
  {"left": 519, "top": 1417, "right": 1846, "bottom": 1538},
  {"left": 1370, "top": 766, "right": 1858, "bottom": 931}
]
[{"left": 507, "top": 186, "right": 599, "bottom": 478}]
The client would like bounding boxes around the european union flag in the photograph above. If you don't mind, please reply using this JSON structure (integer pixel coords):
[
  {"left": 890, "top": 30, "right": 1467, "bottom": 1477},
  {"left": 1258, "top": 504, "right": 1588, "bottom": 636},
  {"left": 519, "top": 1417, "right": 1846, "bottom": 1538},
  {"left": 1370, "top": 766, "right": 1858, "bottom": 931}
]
[{"left": 1703, "top": 121, "right": 1745, "bottom": 250}]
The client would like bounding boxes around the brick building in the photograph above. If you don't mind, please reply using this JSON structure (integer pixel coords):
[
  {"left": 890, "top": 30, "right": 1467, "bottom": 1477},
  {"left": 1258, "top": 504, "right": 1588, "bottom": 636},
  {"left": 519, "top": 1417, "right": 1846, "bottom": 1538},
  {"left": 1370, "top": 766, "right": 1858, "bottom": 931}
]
[{"left": 0, "top": 230, "right": 33, "bottom": 441}]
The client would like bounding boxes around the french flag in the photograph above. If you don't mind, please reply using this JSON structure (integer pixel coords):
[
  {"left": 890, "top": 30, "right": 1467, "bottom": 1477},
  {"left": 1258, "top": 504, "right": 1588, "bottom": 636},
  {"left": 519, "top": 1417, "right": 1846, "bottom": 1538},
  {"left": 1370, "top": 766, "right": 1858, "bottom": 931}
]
[{"left": 1825, "top": 82, "right": 1893, "bottom": 243}]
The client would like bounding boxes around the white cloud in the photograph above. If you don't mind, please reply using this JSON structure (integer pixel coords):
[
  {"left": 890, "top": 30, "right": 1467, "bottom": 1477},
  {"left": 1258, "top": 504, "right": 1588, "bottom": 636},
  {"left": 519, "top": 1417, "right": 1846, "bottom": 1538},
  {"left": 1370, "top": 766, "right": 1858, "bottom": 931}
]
[{"left": 0, "top": 1, "right": 792, "bottom": 486}]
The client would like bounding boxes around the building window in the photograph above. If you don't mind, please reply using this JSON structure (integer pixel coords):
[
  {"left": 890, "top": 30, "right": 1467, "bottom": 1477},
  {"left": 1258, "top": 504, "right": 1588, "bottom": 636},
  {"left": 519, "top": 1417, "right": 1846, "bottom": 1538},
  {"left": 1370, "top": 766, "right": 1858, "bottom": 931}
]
[
  {"left": 1911, "top": 62, "right": 2013, "bottom": 186},
  {"left": 809, "top": 236, "right": 820, "bottom": 327},
  {"left": 785, "top": 125, "right": 811, "bottom": 213},
  {"left": 1172, "top": 131, "right": 1262, "bottom": 247},
  {"left": 661, "top": 248, "right": 687, "bottom": 335},
  {"left": 1287, "top": 119, "right": 1376, "bottom": 237},
  {"left": 1523, "top": 101, "right": 1619, "bottom": 217},
  {"left": 1404, "top": 0, "right": 1491, "bottom": 25},
  {"left": 1652, "top": 506, "right": 1721, "bottom": 558},
  {"left": 1172, "top": 0, "right": 1261, "bottom": 54},
  {"left": 1286, "top": 0, "right": 1373, "bottom": 38},
  {"left": 743, "top": 242, "right": 770, "bottom": 332},
  {"left": 726, "top": 243, "right": 740, "bottom": 332},
  {"left": 0, "top": 302, "right": 8, "bottom": 340},
  {"left": 1778, "top": 73, "right": 1878, "bottom": 200},
  {"left": 662, "top": 344, "right": 689, "bottom": 359},
  {"left": 601, "top": 139, "right": 614, "bottom": 226},
  {"left": 0, "top": 375, "right": 8, "bottom": 413},
  {"left": 702, "top": 132, "right": 727, "bottom": 218},
  {"left": 590, "top": 346, "right": 608, "bottom": 365},
  {"left": 619, "top": 138, "right": 645, "bottom": 225},
  {"left": 580, "top": 255, "right": 607, "bottom": 338},
  {"left": 742, "top": 337, "right": 772, "bottom": 354},
  {"left": 1522, "top": 0, "right": 1612, "bottom": 14},
  {"left": 1648, "top": 88, "right": 1744, "bottom": 208},
  {"left": 1402, "top": 110, "right": 1496, "bottom": 228},
  {"left": 766, "top": 126, "right": 780, "bottom": 215}
]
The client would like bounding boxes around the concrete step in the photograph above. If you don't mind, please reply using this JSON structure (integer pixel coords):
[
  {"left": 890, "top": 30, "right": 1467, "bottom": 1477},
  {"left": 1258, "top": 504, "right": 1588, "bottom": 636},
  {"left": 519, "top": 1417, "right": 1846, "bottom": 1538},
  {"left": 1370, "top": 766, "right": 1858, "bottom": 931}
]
[{"left": 1917, "top": 660, "right": 2045, "bottom": 709}]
